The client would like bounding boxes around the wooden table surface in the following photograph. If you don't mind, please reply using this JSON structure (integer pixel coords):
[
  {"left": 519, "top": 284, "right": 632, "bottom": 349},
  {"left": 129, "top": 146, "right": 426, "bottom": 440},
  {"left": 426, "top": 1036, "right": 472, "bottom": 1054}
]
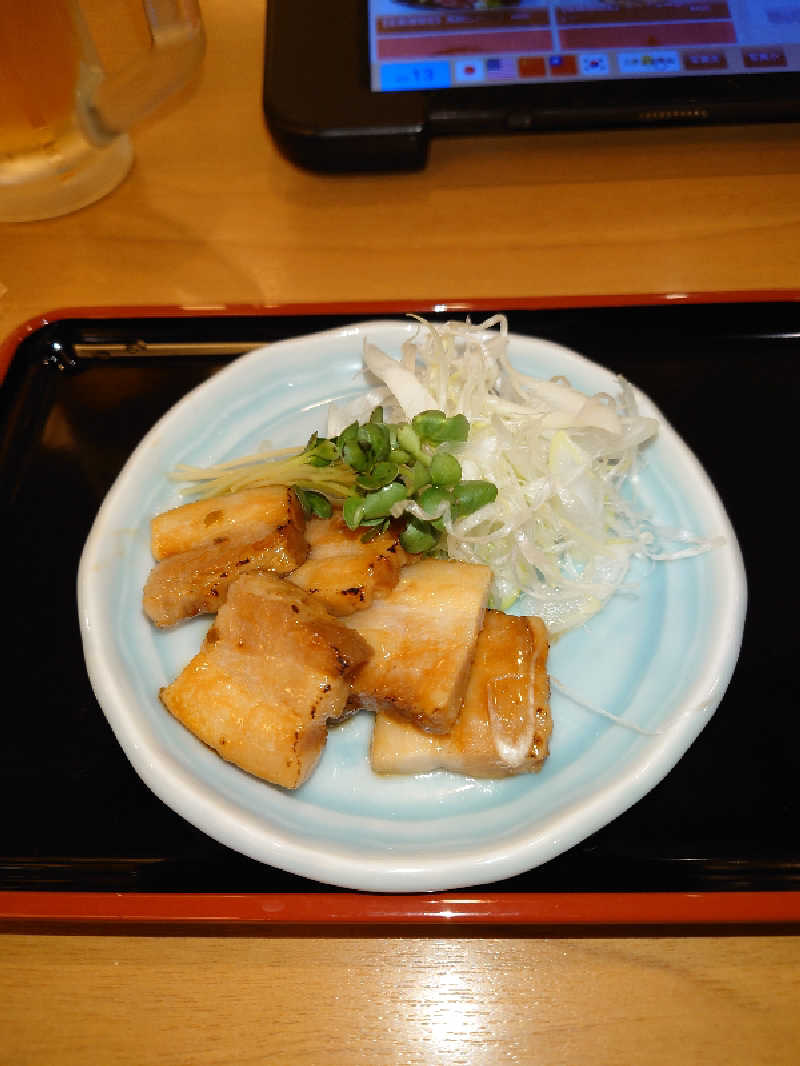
[{"left": 1, "top": 2, "right": 798, "bottom": 1063}]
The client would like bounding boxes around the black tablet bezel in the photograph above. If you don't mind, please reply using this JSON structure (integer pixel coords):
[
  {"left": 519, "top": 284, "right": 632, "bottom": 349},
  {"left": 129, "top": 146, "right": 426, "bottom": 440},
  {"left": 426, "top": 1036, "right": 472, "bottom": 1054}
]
[{"left": 263, "top": 0, "right": 800, "bottom": 171}]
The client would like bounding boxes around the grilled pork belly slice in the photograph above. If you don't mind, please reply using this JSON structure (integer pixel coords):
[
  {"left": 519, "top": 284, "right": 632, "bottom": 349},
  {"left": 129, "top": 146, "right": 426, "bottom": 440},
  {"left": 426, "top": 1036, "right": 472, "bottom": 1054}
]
[
  {"left": 150, "top": 486, "right": 304, "bottom": 560},
  {"left": 143, "top": 487, "right": 308, "bottom": 628},
  {"left": 371, "top": 612, "right": 551, "bottom": 778},
  {"left": 160, "top": 573, "right": 372, "bottom": 789},
  {"left": 287, "top": 515, "right": 409, "bottom": 615},
  {"left": 344, "top": 558, "right": 491, "bottom": 734},
  {"left": 143, "top": 521, "right": 308, "bottom": 628}
]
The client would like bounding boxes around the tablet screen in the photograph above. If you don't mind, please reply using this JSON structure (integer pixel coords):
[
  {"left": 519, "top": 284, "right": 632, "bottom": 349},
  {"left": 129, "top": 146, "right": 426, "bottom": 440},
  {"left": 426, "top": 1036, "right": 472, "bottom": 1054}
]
[{"left": 368, "top": 1, "right": 800, "bottom": 92}]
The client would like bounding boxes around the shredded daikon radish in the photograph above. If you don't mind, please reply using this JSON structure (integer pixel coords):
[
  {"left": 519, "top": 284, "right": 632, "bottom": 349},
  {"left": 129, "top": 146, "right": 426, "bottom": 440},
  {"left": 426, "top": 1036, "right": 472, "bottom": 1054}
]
[
  {"left": 331, "top": 315, "right": 716, "bottom": 634},
  {"left": 550, "top": 676, "right": 661, "bottom": 736}
]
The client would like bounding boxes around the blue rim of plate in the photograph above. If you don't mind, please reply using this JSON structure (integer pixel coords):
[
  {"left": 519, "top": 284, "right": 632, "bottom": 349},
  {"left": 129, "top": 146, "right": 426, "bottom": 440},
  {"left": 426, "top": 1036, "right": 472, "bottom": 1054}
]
[{"left": 77, "top": 320, "right": 746, "bottom": 892}]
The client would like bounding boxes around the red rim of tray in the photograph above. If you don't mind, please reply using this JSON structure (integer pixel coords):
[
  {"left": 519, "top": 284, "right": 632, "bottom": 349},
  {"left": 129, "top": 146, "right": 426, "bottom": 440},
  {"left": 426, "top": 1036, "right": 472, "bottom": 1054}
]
[
  {"left": 1, "top": 288, "right": 798, "bottom": 930},
  {"left": 1, "top": 890, "right": 799, "bottom": 929},
  {"left": 3, "top": 286, "right": 800, "bottom": 387}
]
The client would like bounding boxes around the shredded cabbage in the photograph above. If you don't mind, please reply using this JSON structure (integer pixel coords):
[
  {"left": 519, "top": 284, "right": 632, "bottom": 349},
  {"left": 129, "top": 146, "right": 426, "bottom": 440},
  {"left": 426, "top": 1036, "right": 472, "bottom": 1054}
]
[{"left": 330, "top": 315, "right": 716, "bottom": 634}]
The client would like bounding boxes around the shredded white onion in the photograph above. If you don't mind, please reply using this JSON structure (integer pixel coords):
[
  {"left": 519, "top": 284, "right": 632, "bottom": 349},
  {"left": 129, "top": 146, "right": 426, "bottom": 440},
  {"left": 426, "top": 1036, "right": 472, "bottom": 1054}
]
[{"left": 330, "top": 315, "right": 718, "bottom": 635}]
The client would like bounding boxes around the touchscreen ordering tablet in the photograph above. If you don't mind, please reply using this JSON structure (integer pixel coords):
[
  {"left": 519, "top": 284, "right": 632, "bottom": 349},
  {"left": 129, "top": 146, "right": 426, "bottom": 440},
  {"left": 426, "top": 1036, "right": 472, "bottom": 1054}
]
[
  {"left": 369, "top": 1, "right": 800, "bottom": 93},
  {"left": 264, "top": 1, "right": 800, "bottom": 171}
]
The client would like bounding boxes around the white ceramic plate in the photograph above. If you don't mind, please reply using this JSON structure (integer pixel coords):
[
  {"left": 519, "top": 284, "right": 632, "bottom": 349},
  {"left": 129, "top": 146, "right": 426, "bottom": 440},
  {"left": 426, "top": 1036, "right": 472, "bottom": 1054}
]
[{"left": 77, "top": 320, "right": 746, "bottom": 892}]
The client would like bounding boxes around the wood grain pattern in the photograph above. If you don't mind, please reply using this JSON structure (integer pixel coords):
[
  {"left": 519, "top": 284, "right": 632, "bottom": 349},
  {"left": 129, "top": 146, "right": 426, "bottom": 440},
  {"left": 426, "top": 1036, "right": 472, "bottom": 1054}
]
[
  {"left": 3, "top": 0, "right": 800, "bottom": 340},
  {"left": 1, "top": 935, "right": 799, "bottom": 1065}
]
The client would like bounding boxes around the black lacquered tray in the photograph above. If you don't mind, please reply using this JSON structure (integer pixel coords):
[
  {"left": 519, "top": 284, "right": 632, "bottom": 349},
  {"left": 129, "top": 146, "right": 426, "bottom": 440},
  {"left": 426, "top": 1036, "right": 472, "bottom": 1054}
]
[{"left": 1, "top": 295, "right": 797, "bottom": 929}]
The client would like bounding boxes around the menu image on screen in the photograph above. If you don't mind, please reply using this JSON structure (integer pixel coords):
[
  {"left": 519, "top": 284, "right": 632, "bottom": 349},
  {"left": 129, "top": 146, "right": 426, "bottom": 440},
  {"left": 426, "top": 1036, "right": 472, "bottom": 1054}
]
[{"left": 369, "top": 1, "right": 800, "bottom": 91}]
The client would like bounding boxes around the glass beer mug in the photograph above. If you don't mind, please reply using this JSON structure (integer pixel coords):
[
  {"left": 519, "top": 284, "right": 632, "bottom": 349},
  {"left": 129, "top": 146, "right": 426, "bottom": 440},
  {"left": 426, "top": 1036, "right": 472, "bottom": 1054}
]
[{"left": 0, "top": 1, "right": 205, "bottom": 222}]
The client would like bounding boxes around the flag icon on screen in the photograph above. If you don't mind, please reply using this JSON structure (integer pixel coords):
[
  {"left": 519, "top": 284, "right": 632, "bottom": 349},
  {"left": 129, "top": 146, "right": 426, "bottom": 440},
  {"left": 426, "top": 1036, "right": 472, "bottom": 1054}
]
[
  {"left": 454, "top": 58, "right": 486, "bottom": 83},
  {"left": 579, "top": 53, "right": 610, "bottom": 76},
  {"left": 548, "top": 54, "right": 578, "bottom": 76},
  {"left": 486, "top": 56, "right": 517, "bottom": 80}
]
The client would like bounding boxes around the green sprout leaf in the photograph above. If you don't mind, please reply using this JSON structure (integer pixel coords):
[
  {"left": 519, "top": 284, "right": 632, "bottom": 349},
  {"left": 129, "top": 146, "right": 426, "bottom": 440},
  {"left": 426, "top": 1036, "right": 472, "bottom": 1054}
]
[
  {"left": 450, "top": 480, "right": 498, "bottom": 521},
  {"left": 411, "top": 410, "right": 447, "bottom": 440},
  {"left": 341, "top": 438, "right": 369, "bottom": 473},
  {"left": 357, "top": 461, "right": 400, "bottom": 491},
  {"left": 425, "top": 413, "right": 470, "bottom": 444},
  {"left": 357, "top": 421, "right": 391, "bottom": 462},
  {"left": 430, "top": 451, "right": 462, "bottom": 487},
  {"left": 399, "top": 516, "right": 439, "bottom": 554},
  {"left": 360, "top": 481, "right": 408, "bottom": 521},
  {"left": 342, "top": 495, "right": 366, "bottom": 529},
  {"left": 294, "top": 487, "right": 333, "bottom": 519},
  {"left": 402, "top": 460, "right": 431, "bottom": 494},
  {"left": 417, "top": 485, "right": 450, "bottom": 515},
  {"left": 396, "top": 424, "right": 427, "bottom": 464}
]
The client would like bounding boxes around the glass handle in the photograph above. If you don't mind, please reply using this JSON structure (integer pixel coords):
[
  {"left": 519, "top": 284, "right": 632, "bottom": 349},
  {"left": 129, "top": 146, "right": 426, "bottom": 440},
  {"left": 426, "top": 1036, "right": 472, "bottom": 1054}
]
[{"left": 85, "top": 0, "right": 205, "bottom": 141}]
